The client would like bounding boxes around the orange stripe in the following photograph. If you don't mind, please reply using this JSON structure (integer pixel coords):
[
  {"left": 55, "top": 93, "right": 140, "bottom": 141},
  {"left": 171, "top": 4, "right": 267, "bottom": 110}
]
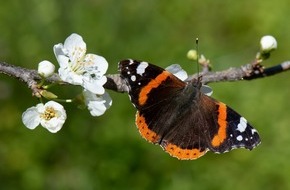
[
  {"left": 164, "top": 143, "right": 207, "bottom": 160},
  {"left": 211, "top": 102, "right": 228, "bottom": 147},
  {"left": 138, "top": 71, "right": 171, "bottom": 105},
  {"left": 135, "top": 112, "right": 160, "bottom": 143}
]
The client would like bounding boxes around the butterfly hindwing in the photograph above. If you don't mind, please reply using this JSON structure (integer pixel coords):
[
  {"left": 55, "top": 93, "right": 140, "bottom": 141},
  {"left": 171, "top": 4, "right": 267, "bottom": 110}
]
[{"left": 208, "top": 102, "right": 260, "bottom": 153}]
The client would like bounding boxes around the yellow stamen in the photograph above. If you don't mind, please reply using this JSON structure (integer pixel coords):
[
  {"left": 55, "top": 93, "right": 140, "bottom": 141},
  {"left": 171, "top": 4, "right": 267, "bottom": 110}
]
[{"left": 41, "top": 107, "right": 57, "bottom": 121}]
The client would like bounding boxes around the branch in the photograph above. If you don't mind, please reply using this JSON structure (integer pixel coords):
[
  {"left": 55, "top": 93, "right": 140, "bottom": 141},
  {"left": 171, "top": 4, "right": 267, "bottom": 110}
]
[
  {"left": 107, "top": 60, "right": 290, "bottom": 91},
  {"left": 243, "top": 61, "right": 290, "bottom": 80},
  {"left": 189, "top": 61, "right": 290, "bottom": 84},
  {"left": 0, "top": 62, "right": 62, "bottom": 97},
  {"left": 1, "top": 61, "right": 290, "bottom": 95}
]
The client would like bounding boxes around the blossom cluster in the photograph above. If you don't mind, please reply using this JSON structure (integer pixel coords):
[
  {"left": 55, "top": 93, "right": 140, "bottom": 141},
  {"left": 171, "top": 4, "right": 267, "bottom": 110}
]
[{"left": 22, "top": 34, "right": 112, "bottom": 133}]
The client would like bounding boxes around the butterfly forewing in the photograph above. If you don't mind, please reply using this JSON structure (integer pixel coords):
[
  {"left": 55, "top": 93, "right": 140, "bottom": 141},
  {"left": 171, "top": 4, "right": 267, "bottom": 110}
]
[{"left": 118, "top": 59, "right": 185, "bottom": 109}]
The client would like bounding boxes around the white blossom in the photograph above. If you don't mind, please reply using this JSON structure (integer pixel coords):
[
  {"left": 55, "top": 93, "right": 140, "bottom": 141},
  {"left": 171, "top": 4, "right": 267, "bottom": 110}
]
[
  {"left": 38, "top": 60, "right": 55, "bottom": 77},
  {"left": 83, "top": 90, "right": 112, "bottom": 117},
  {"left": 54, "top": 33, "right": 108, "bottom": 95},
  {"left": 260, "top": 35, "right": 277, "bottom": 53},
  {"left": 22, "top": 101, "right": 67, "bottom": 133}
]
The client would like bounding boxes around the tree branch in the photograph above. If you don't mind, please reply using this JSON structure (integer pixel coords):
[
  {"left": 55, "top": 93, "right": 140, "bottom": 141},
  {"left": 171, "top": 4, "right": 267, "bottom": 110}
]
[
  {"left": 188, "top": 61, "right": 290, "bottom": 84},
  {"left": 1, "top": 60, "right": 290, "bottom": 95},
  {"left": 0, "top": 62, "right": 62, "bottom": 97}
]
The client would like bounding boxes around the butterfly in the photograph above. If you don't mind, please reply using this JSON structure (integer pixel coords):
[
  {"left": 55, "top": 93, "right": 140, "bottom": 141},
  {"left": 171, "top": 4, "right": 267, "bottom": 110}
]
[{"left": 118, "top": 59, "right": 260, "bottom": 160}]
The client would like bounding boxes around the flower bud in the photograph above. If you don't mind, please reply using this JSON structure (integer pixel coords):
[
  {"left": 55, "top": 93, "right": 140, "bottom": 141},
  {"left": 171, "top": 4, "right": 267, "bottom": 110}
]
[
  {"left": 260, "top": 35, "right": 277, "bottom": 53},
  {"left": 38, "top": 60, "right": 55, "bottom": 77},
  {"left": 40, "top": 90, "right": 58, "bottom": 99},
  {"left": 187, "top": 49, "right": 198, "bottom": 60}
]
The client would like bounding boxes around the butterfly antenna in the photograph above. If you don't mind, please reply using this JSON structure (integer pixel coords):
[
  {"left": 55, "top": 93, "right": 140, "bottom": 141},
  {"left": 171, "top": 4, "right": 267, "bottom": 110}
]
[{"left": 195, "top": 38, "right": 201, "bottom": 82}]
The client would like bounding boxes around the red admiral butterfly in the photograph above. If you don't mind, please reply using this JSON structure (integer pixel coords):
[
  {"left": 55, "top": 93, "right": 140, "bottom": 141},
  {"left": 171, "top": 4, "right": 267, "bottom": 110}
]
[{"left": 118, "top": 59, "right": 261, "bottom": 160}]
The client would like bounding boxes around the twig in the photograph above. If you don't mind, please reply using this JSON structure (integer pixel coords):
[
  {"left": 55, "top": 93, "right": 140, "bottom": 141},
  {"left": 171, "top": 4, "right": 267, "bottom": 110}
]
[
  {"left": 1, "top": 61, "right": 290, "bottom": 95},
  {"left": 0, "top": 62, "right": 62, "bottom": 97},
  {"left": 188, "top": 61, "right": 290, "bottom": 84},
  {"left": 243, "top": 61, "right": 290, "bottom": 80}
]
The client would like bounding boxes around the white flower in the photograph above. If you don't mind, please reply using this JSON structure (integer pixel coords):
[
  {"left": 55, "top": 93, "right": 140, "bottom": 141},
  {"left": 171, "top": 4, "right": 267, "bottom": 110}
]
[
  {"left": 22, "top": 101, "right": 67, "bottom": 133},
  {"left": 83, "top": 90, "right": 112, "bottom": 116},
  {"left": 260, "top": 35, "right": 277, "bottom": 53},
  {"left": 38, "top": 60, "right": 55, "bottom": 77},
  {"left": 54, "top": 33, "right": 108, "bottom": 95},
  {"left": 165, "top": 64, "right": 188, "bottom": 81}
]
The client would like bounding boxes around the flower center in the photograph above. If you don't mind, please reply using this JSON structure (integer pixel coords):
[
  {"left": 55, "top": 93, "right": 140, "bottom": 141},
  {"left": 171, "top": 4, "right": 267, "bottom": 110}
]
[
  {"left": 68, "top": 47, "right": 87, "bottom": 75},
  {"left": 41, "top": 107, "right": 57, "bottom": 121}
]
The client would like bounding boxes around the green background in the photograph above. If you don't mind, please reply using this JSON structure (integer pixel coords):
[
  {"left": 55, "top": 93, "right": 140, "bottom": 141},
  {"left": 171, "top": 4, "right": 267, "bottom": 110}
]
[{"left": 1, "top": 0, "right": 290, "bottom": 189}]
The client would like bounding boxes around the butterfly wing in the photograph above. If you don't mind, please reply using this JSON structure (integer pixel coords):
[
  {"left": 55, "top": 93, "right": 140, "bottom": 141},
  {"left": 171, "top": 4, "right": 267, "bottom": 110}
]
[
  {"left": 159, "top": 91, "right": 261, "bottom": 159},
  {"left": 206, "top": 100, "right": 261, "bottom": 153},
  {"left": 119, "top": 59, "right": 187, "bottom": 142},
  {"left": 118, "top": 59, "right": 185, "bottom": 109}
]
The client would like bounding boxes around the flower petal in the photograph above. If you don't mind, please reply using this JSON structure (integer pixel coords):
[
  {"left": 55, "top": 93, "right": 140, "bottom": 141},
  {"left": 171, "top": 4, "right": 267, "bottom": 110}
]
[
  {"left": 41, "top": 117, "right": 65, "bottom": 133},
  {"left": 102, "top": 91, "right": 113, "bottom": 109},
  {"left": 82, "top": 76, "right": 107, "bottom": 95},
  {"left": 87, "top": 101, "right": 107, "bottom": 117},
  {"left": 83, "top": 90, "right": 112, "bottom": 116},
  {"left": 58, "top": 67, "right": 83, "bottom": 85},
  {"left": 84, "top": 54, "right": 108, "bottom": 75},
  {"left": 53, "top": 44, "right": 70, "bottom": 68},
  {"left": 45, "top": 101, "right": 65, "bottom": 111},
  {"left": 22, "top": 106, "right": 41, "bottom": 130},
  {"left": 165, "top": 64, "right": 188, "bottom": 81},
  {"left": 64, "top": 33, "right": 86, "bottom": 63}
]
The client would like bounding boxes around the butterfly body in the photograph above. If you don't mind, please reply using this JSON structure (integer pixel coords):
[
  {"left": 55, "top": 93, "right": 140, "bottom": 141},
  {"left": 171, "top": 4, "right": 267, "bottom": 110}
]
[{"left": 118, "top": 59, "right": 260, "bottom": 160}]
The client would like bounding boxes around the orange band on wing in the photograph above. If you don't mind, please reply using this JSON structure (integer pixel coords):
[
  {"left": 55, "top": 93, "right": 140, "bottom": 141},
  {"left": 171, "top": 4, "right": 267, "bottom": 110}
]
[
  {"left": 211, "top": 102, "right": 228, "bottom": 147},
  {"left": 164, "top": 143, "right": 207, "bottom": 160},
  {"left": 136, "top": 112, "right": 160, "bottom": 143},
  {"left": 138, "top": 71, "right": 171, "bottom": 106}
]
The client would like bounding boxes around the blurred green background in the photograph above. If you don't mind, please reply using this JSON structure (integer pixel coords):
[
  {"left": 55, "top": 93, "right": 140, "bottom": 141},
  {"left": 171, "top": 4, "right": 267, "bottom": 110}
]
[{"left": 1, "top": 0, "right": 290, "bottom": 189}]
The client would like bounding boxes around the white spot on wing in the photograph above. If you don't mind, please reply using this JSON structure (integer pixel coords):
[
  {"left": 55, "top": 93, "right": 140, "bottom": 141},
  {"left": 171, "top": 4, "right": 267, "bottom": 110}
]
[
  {"left": 236, "top": 135, "right": 243, "bottom": 141},
  {"left": 129, "top": 59, "right": 134, "bottom": 65},
  {"left": 237, "top": 117, "right": 247, "bottom": 132},
  {"left": 251, "top": 129, "right": 257, "bottom": 135},
  {"left": 131, "top": 75, "right": 136, "bottom": 81},
  {"left": 136, "top": 62, "right": 148, "bottom": 76}
]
